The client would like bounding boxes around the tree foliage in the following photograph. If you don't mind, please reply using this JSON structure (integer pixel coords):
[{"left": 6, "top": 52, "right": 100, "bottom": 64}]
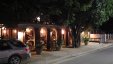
[
  {"left": 1, "top": 0, "right": 113, "bottom": 47},
  {"left": 45, "top": 0, "right": 113, "bottom": 47},
  {"left": 92, "top": 0, "right": 113, "bottom": 26},
  {"left": 1, "top": 0, "right": 113, "bottom": 27},
  {"left": 44, "top": 0, "right": 113, "bottom": 29}
]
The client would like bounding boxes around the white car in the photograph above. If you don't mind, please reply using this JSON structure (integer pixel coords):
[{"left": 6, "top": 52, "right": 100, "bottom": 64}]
[{"left": 0, "top": 39, "right": 31, "bottom": 64}]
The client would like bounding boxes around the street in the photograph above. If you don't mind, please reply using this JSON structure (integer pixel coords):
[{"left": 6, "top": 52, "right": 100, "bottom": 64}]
[{"left": 58, "top": 46, "right": 113, "bottom": 64}]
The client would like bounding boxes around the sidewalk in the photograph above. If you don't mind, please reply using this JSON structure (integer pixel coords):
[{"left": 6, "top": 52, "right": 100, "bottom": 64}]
[{"left": 29, "top": 42, "right": 113, "bottom": 64}]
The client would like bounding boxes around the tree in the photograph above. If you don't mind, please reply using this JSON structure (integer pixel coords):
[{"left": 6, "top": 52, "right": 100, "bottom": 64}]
[
  {"left": 64, "top": 0, "right": 94, "bottom": 47},
  {"left": 40, "top": 0, "right": 94, "bottom": 47},
  {"left": 44, "top": 0, "right": 113, "bottom": 47},
  {"left": 1, "top": 0, "right": 113, "bottom": 47},
  {"left": 91, "top": 0, "right": 113, "bottom": 27}
]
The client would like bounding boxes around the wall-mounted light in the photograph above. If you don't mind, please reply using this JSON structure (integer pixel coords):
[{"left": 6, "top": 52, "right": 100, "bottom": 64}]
[
  {"left": 3, "top": 29, "right": 6, "bottom": 34},
  {"left": 50, "top": 31, "right": 52, "bottom": 36},
  {"left": 81, "top": 31, "right": 84, "bottom": 35},
  {"left": 40, "top": 28, "right": 45, "bottom": 37},
  {"left": 61, "top": 29, "right": 65, "bottom": 45},
  {"left": 40, "top": 28, "right": 44, "bottom": 34},
  {"left": 26, "top": 28, "right": 31, "bottom": 33},
  {"left": 13, "top": 29, "right": 17, "bottom": 33},
  {"left": 61, "top": 29, "right": 65, "bottom": 35},
  {"left": 2, "top": 27, "right": 6, "bottom": 30}
]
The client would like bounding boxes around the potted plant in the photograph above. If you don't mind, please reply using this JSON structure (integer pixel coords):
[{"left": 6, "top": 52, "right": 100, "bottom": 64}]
[
  {"left": 83, "top": 37, "right": 89, "bottom": 45},
  {"left": 56, "top": 39, "right": 62, "bottom": 51},
  {"left": 35, "top": 40, "right": 44, "bottom": 55}
]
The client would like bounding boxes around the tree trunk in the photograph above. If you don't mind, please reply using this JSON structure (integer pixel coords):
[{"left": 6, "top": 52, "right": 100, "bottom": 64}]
[{"left": 71, "top": 25, "right": 81, "bottom": 48}]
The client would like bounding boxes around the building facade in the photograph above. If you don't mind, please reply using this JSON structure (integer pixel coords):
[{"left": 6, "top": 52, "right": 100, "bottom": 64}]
[{"left": 0, "top": 24, "right": 73, "bottom": 51}]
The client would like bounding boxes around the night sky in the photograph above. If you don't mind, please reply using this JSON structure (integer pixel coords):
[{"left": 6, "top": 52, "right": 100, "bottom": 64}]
[
  {"left": 0, "top": 0, "right": 37, "bottom": 23},
  {"left": 0, "top": 0, "right": 41, "bottom": 23},
  {"left": 0, "top": 0, "right": 63, "bottom": 24}
]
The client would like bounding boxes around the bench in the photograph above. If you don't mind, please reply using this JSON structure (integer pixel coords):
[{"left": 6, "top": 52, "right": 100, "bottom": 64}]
[{"left": 89, "top": 38, "right": 101, "bottom": 42}]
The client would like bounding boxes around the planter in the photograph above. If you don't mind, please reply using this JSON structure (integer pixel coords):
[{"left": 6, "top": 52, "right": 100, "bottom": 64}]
[
  {"left": 56, "top": 46, "right": 62, "bottom": 51},
  {"left": 83, "top": 37, "right": 89, "bottom": 45},
  {"left": 84, "top": 42, "right": 88, "bottom": 45},
  {"left": 56, "top": 40, "right": 62, "bottom": 51},
  {"left": 35, "top": 40, "right": 44, "bottom": 55},
  {"left": 35, "top": 47, "right": 43, "bottom": 55}
]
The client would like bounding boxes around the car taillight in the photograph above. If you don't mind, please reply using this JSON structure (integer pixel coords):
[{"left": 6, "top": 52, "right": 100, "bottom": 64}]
[{"left": 25, "top": 47, "right": 30, "bottom": 53}]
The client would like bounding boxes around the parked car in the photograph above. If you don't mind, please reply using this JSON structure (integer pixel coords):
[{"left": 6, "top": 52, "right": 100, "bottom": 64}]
[{"left": 0, "top": 39, "right": 31, "bottom": 64}]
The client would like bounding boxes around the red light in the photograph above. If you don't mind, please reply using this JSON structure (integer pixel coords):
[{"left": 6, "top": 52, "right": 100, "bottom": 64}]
[{"left": 25, "top": 47, "right": 30, "bottom": 53}]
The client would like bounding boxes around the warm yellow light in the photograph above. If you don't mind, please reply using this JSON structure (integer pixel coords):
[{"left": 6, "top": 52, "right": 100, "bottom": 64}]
[
  {"left": 88, "top": 32, "right": 90, "bottom": 35},
  {"left": 40, "top": 28, "right": 44, "bottom": 34},
  {"left": 2, "top": 27, "right": 5, "bottom": 29},
  {"left": 3, "top": 30, "right": 6, "bottom": 34},
  {"left": 37, "top": 16, "right": 40, "bottom": 21},
  {"left": 81, "top": 32, "right": 84, "bottom": 35},
  {"left": 50, "top": 32, "right": 52, "bottom": 36},
  {"left": 26, "top": 28, "right": 31, "bottom": 32},
  {"left": 13, "top": 30, "right": 17, "bottom": 33},
  {"left": 61, "top": 29, "right": 65, "bottom": 34},
  {"left": 0, "top": 28, "right": 1, "bottom": 37}
]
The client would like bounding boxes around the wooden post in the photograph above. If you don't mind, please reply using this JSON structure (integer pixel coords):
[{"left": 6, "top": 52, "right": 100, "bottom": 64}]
[
  {"left": 35, "top": 28, "right": 40, "bottom": 49},
  {"left": 66, "top": 27, "right": 69, "bottom": 47},
  {"left": 47, "top": 28, "right": 51, "bottom": 50}
]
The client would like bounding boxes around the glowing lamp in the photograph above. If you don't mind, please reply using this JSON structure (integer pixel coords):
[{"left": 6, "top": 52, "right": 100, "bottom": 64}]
[
  {"left": 3, "top": 30, "right": 6, "bottom": 34},
  {"left": 26, "top": 28, "right": 31, "bottom": 33},
  {"left": 61, "top": 29, "right": 65, "bottom": 34},
  {"left": 13, "top": 30, "right": 17, "bottom": 33},
  {"left": 37, "top": 16, "right": 40, "bottom": 21},
  {"left": 40, "top": 28, "right": 44, "bottom": 34}
]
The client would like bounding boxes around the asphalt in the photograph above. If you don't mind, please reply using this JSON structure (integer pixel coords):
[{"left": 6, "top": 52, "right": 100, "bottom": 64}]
[{"left": 29, "top": 42, "right": 113, "bottom": 64}]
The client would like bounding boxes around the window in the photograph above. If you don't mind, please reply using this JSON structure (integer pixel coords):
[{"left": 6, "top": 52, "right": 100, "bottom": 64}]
[
  {"left": 10, "top": 40, "right": 26, "bottom": 48},
  {"left": 0, "top": 41, "right": 12, "bottom": 51}
]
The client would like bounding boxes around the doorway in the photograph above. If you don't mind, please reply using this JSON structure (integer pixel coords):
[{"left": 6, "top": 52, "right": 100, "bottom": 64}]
[
  {"left": 40, "top": 27, "right": 47, "bottom": 50},
  {"left": 25, "top": 27, "right": 35, "bottom": 51},
  {"left": 50, "top": 28, "right": 57, "bottom": 51}
]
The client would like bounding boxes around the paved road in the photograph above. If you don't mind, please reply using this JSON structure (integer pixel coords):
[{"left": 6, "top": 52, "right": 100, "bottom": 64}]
[{"left": 58, "top": 46, "right": 113, "bottom": 64}]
